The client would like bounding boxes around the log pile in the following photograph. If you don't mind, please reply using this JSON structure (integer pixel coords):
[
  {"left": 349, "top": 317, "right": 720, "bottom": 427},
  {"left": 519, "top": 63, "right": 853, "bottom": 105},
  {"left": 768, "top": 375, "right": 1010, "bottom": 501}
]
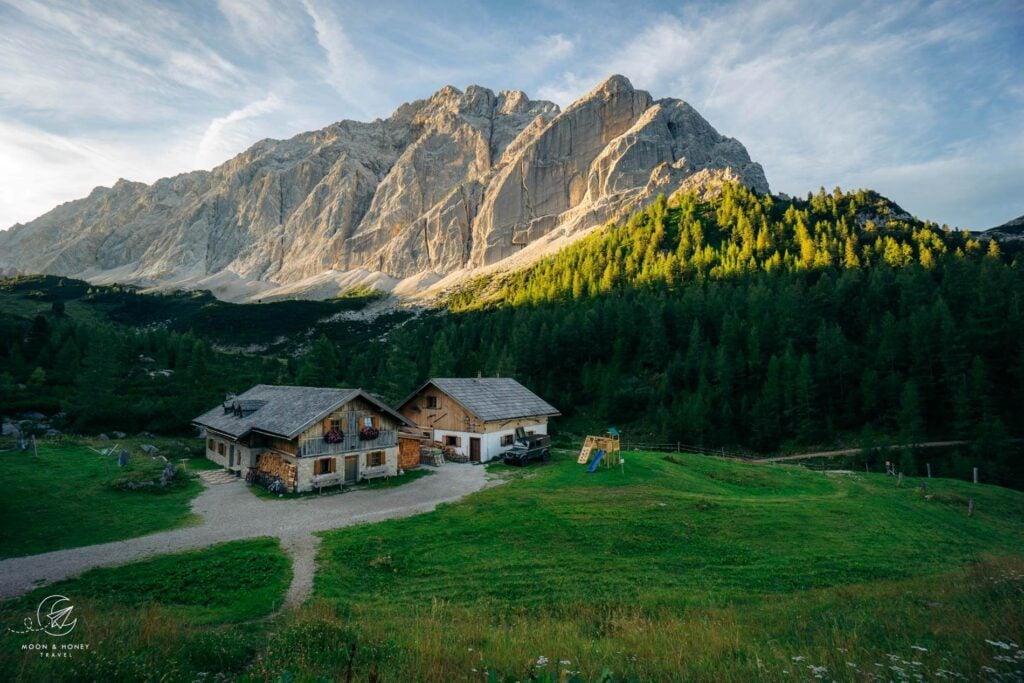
[
  {"left": 257, "top": 453, "right": 297, "bottom": 490},
  {"left": 420, "top": 447, "right": 445, "bottom": 467},
  {"left": 428, "top": 440, "right": 468, "bottom": 462}
]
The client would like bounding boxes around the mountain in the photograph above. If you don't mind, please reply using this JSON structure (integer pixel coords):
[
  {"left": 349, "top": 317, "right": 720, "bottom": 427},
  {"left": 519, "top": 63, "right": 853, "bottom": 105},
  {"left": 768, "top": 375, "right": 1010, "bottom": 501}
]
[
  {"left": 0, "top": 75, "right": 768, "bottom": 301},
  {"left": 979, "top": 215, "right": 1024, "bottom": 242}
]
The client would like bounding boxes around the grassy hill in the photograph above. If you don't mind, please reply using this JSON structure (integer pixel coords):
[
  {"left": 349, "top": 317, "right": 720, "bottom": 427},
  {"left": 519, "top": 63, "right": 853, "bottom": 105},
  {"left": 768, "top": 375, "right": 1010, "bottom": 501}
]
[
  {"left": 295, "top": 451, "right": 1023, "bottom": 681},
  {"left": 0, "top": 450, "right": 1020, "bottom": 681}
]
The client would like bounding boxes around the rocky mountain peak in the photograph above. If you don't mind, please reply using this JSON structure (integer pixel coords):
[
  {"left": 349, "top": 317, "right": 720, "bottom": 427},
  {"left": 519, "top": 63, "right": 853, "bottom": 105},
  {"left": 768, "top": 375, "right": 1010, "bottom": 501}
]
[{"left": 0, "top": 76, "right": 768, "bottom": 302}]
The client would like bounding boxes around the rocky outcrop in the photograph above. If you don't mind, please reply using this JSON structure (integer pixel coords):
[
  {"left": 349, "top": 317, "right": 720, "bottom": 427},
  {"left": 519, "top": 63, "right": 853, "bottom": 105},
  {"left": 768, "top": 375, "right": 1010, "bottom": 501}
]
[{"left": 0, "top": 75, "right": 768, "bottom": 300}]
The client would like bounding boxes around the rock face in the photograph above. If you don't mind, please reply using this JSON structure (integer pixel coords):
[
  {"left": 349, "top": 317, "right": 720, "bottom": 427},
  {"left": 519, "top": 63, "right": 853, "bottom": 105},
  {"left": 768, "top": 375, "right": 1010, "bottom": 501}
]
[{"left": 0, "top": 75, "right": 768, "bottom": 300}]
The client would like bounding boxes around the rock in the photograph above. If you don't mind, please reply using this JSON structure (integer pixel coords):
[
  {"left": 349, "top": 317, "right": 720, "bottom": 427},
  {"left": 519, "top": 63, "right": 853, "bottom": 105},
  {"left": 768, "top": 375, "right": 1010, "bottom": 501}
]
[
  {"left": 44, "top": 428, "right": 61, "bottom": 437},
  {"left": 138, "top": 431, "right": 155, "bottom": 438},
  {"left": 112, "top": 431, "right": 127, "bottom": 439},
  {"left": 97, "top": 433, "right": 109, "bottom": 440},
  {"left": 139, "top": 444, "right": 159, "bottom": 455},
  {"left": 159, "top": 461, "right": 177, "bottom": 486},
  {"left": 117, "top": 450, "right": 130, "bottom": 467},
  {"left": 20, "top": 412, "right": 46, "bottom": 421},
  {"left": 1, "top": 422, "right": 17, "bottom": 437},
  {"left": 0, "top": 76, "right": 767, "bottom": 300}
]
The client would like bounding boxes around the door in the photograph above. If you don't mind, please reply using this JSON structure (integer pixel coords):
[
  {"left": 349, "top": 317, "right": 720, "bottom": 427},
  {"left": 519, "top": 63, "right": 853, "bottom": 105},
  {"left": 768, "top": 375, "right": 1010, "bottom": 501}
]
[
  {"left": 470, "top": 437, "right": 481, "bottom": 463},
  {"left": 344, "top": 456, "right": 358, "bottom": 484}
]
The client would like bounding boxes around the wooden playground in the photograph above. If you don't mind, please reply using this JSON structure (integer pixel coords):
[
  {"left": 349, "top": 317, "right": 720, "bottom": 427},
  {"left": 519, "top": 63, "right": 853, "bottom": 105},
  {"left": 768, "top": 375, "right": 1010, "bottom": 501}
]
[{"left": 577, "top": 429, "right": 622, "bottom": 472}]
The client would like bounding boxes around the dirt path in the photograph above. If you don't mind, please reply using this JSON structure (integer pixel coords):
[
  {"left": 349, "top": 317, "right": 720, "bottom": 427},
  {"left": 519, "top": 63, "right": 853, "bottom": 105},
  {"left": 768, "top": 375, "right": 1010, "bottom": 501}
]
[
  {"left": 0, "top": 464, "right": 489, "bottom": 603},
  {"left": 756, "top": 440, "right": 969, "bottom": 463}
]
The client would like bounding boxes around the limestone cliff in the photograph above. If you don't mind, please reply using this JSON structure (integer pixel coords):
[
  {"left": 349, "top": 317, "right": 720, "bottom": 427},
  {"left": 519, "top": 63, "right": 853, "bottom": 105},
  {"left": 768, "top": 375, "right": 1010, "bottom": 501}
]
[{"left": 0, "top": 76, "right": 768, "bottom": 300}]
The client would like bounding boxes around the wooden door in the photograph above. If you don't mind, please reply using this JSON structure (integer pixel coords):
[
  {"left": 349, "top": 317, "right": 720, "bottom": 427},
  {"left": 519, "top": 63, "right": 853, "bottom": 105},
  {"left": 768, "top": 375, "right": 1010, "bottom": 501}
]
[
  {"left": 344, "top": 456, "right": 357, "bottom": 483},
  {"left": 470, "top": 437, "right": 481, "bottom": 463}
]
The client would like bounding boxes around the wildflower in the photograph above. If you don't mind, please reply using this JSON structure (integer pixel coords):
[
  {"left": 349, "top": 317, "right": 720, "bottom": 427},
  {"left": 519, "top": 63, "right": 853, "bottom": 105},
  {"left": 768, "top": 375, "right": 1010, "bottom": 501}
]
[
  {"left": 792, "top": 655, "right": 805, "bottom": 662},
  {"left": 535, "top": 656, "right": 549, "bottom": 667},
  {"left": 559, "top": 660, "right": 571, "bottom": 666}
]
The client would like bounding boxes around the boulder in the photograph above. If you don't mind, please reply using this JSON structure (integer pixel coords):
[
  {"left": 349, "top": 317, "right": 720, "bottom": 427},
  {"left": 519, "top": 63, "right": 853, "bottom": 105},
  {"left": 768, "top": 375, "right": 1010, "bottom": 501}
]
[
  {"left": 139, "top": 444, "right": 159, "bottom": 455},
  {"left": 159, "top": 461, "right": 177, "bottom": 487},
  {"left": 112, "top": 431, "right": 127, "bottom": 439},
  {"left": 97, "top": 433, "right": 109, "bottom": 440}
]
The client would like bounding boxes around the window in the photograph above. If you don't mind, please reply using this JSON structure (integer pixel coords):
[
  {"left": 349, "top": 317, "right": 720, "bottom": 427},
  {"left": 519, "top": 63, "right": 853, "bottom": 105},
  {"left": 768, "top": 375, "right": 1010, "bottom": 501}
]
[
  {"left": 526, "top": 430, "right": 535, "bottom": 436},
  {"left": 501, "top": 433, "right": 514, "bottom": 447},
  {"left": 422, "top": 430, "right": 431, "bottom": 438},
  {"left": 329, "top": 417, "right": 343, "bottom": 432},
  {"left": 444, "top": 435, "right": 461, "bottom": 447},
  {"left": 315, "top": 458, "right": 336, "bottom": 475},
  {"left": 426, "top": 395, "right": 438, "bottom": 409},
  {"left": 217, "top": 442, "right": 225, "bottom": 456},
  {"left": 365, "top": 451, "right": 385, "bottom": 467},
  {"left": 362, "top": 415, "right": 379, "bottom": 429},
  {"left": 207, "top": 438, "right": 214, "bottom": 451}
]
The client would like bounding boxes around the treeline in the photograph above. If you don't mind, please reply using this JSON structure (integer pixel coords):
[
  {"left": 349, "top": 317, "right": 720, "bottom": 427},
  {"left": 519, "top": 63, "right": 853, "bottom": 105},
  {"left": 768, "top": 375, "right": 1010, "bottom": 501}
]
[
  {"left": 2, "top": 186, "right": 1021, "bottom": 475},
  {"left": 333, "top": 187, "right": 1023, "bottom": 462},
  {"left": 0, "top": 312, "right": 283, "bottom": 433}
]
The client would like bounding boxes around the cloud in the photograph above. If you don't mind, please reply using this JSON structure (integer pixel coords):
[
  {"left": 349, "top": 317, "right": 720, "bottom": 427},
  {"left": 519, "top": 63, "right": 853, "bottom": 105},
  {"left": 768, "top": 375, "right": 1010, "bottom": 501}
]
[
  {"left": 195, "top": 94, "right": 285, "bottom": 169},
  {"left": 0, "top": 120, "right": 195, "bottom": 229},
  {"left": 0, "top": 0, "right": 1020, "bottom": 229},
  {"left": 300, "top": 0, "right": 379, "bottom": 114},
  {"left": 534, "top": 0, "right": 1024, "bottom": 226}
]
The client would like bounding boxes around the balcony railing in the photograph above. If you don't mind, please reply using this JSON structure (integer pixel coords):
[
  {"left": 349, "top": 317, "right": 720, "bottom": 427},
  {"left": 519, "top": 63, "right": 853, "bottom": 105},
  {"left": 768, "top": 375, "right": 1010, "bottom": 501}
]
[{"left": 298, "top": 430, "right": 397, "bottom": 457}]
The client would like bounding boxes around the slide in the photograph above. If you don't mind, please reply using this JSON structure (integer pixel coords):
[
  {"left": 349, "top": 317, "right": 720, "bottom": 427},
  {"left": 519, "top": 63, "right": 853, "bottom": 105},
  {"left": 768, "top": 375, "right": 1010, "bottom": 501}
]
[{"left": 587, "top": 449, "right": 606, "bottom": 473}]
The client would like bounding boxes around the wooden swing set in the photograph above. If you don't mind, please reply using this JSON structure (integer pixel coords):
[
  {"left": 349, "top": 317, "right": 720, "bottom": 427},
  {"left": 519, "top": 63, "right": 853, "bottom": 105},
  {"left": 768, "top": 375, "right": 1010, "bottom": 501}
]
[{"left": 577, "top": 428, "right": 622, "bottom": 469}]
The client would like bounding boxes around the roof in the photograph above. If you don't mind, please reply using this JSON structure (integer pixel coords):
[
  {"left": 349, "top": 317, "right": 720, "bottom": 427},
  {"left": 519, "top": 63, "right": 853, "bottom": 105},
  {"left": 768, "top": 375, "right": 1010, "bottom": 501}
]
[
  {"left": 402, "top": 377, "right": 560, "bottom": 422},
  {"left": 193, "top": 385, "right": 412, "bottom": 440}
]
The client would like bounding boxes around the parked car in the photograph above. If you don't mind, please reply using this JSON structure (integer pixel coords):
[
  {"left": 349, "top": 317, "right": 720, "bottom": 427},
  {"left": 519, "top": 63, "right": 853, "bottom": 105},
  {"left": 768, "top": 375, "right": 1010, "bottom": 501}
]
[{"left": 503, "top": 430, "right": 551, "bottom": 466}]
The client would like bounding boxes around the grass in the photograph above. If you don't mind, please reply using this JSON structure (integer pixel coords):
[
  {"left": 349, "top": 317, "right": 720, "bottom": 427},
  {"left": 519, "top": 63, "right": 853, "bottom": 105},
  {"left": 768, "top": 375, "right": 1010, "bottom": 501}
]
[
  {"left": 0, "top": 538, "right": 290, "bottom": 682},
  {"left": 247, "top": 467, "right": 433, "bottom": 500},
  {"left": 0, "top": 438, "right": 205, "bottom": 559},
  {"left": 0, "top": 450, "right": 1020, "bottom": 681},
  {"left": 289, "top": 450, "right": 1024, "bottom": 681}
]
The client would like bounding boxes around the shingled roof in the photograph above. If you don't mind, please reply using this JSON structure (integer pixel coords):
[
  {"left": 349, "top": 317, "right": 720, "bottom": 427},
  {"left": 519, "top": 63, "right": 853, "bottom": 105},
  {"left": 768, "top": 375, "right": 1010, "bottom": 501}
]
[
  {"left": 404, "top": 377, "right": 560, "bottom": 422},
  {"left": 193, "top": 385, "right": 410, "bottom": 439}
]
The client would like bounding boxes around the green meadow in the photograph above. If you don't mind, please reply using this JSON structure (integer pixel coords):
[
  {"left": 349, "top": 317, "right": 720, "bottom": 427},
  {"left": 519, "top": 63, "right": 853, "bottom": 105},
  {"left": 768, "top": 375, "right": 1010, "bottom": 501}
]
[{"left": 1, "top": 450, "right": 1021, "bottom": 681}]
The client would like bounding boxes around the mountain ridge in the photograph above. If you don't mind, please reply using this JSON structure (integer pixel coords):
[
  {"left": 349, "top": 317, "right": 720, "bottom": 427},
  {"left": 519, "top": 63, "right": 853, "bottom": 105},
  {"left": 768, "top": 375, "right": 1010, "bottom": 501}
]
[{"left": 0, "top": 75, "right": 768, "bottom": 301}]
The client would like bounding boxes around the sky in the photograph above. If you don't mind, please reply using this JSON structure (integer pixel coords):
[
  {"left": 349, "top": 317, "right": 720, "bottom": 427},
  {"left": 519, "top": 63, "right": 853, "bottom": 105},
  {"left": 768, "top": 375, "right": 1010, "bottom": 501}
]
[{"left": 0, "top": 0, "right": 1021, "bottom": 231}]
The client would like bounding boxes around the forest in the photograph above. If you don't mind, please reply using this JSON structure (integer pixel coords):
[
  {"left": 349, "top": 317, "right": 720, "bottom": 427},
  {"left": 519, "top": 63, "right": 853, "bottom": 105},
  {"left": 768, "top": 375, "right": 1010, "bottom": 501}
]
[{"left": 1, "top": 185, "right": 1021, "bottom": 479}]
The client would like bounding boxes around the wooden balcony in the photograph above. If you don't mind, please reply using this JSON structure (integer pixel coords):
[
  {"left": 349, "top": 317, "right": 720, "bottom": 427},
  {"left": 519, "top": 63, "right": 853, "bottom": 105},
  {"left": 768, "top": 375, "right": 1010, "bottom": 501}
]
[{"left": 298, "top": 430, "right": 397, "bottom": 457}]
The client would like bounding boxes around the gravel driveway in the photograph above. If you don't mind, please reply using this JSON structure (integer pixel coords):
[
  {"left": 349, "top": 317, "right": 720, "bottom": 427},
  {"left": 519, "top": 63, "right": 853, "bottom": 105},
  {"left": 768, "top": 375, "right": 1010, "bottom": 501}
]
[{"left": 0, "top": 464, "right": 490, "bottom": 603}]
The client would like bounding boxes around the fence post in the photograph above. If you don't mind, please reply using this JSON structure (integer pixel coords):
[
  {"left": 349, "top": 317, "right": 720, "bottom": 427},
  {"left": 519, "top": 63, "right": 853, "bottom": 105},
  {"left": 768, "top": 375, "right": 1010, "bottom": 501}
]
[
  {"left": 926, "top": 463, "right": 931, "bottom": 478},
  {"left": 973, "top": 467, "right": 978, "bottom": 484}
]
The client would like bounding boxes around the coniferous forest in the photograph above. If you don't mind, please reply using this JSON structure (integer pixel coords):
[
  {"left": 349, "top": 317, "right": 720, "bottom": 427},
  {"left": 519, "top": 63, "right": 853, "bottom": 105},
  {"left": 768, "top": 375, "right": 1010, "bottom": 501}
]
[{"left": 2, "top": 185, "right": 1021, "bottom": 480}]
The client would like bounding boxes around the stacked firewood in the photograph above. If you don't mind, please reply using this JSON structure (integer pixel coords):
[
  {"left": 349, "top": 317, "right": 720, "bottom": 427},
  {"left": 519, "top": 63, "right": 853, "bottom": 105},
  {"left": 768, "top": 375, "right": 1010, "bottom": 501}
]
[
  {"left": 257, "top": 454, "right": 297, "bottom": 490},
  {"left": 419, "top": 447, "right": 445, "bottom": 467}
]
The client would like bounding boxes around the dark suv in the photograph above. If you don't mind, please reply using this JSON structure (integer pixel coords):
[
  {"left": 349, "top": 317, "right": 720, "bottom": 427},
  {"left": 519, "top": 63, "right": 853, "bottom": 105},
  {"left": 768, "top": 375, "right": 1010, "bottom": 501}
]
[{"left": 502, "top": 430, "right": 552, "bottom": 466}]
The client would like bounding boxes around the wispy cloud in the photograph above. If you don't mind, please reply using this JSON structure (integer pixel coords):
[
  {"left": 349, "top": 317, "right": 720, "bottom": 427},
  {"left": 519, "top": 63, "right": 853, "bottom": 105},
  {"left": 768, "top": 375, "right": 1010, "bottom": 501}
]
[
  {"left": 195, "top": 94, "right": 285, "bottom": 169},
  {"left": 0, "top": 0, "right": 1020, "bottom": 229},
  {"left": 536, "top": 0, "right": 1024, "bottom": 226}
]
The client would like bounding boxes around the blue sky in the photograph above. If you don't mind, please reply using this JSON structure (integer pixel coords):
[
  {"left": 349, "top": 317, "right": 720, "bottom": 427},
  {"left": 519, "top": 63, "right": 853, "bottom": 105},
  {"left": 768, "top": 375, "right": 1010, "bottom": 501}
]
[{"left": 1, "top": 0, "right": 1021, "bottom": 230}]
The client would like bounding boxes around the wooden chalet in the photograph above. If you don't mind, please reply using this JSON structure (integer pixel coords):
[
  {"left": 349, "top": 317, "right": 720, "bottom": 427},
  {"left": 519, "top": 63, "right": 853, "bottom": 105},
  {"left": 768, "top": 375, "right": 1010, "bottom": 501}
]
[
  {"left": 193, "top": 385, "right": 416, "bottom": 492},
  {"left": 398, "top": 377, "right": 560, "bottom": 463}
]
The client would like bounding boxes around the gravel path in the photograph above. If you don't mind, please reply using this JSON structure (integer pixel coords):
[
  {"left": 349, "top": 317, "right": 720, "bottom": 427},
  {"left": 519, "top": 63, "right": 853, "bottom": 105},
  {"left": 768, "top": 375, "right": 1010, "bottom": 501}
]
[{"left": 0, "top": 464, "right": 489, "bottom": 602}]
